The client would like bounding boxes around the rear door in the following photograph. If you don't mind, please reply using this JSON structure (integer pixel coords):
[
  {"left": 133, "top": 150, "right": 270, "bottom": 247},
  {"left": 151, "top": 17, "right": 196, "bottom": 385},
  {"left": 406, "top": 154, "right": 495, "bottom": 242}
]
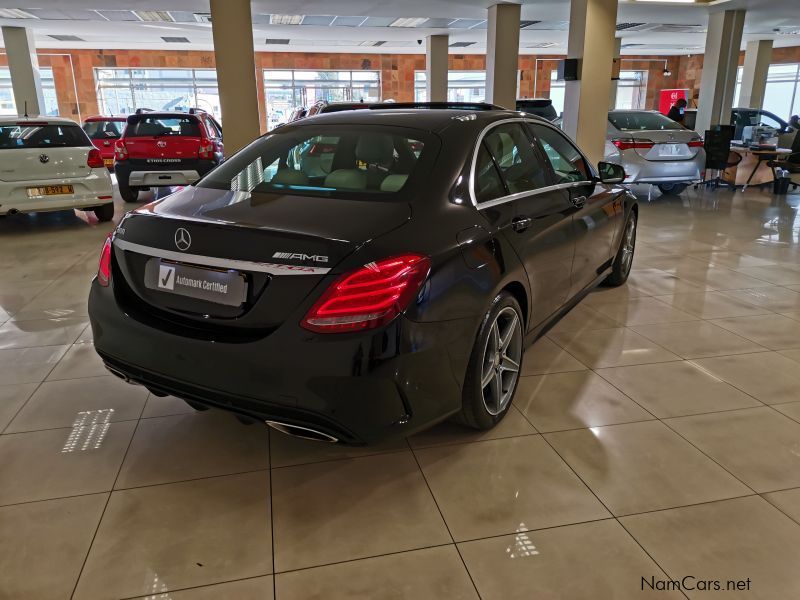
[
  {"left": 479, "top": 121, "right": 575, "bottom": 326},
  {"left": 123, "top": 114, "right": 202, "bottom": 166},
  {"left": 0, "top": 121, "right": 94, "bottom": 182},
  {"left": 528, "top": 122, "right": 623, "bottom": 296}
]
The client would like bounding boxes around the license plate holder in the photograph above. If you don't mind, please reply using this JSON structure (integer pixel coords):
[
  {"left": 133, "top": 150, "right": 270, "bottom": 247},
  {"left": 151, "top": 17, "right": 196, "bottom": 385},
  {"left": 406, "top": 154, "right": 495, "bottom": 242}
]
[
  {"left": 103, "top": 158, "right": 114, "bottom": 167},
  {"left": 144, "top": 259, "right": 247, "bottom": 307},
  {"left": 658, "top": 143, "right": 683, "bottom": 157},
  {"left": 27, "top": 184, "right": 74, "bottom": 197}
]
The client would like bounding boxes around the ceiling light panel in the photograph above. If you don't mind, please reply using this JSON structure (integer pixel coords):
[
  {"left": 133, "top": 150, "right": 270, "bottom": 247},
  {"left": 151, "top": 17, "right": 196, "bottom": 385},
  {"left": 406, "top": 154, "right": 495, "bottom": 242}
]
[
  {"left": 134, "top": 11, "right": 175, "bottom": 22},
  {"left": 96, "top": 10, "right": 140, "bottom": 21},
  {"left": 299, "top": 15, "right": 335, "bottom": 26},
  {"left": 389, "top": 17, "right": 429, "bottom": 27},
  {"left": 25, "top": 9, "right": 94, "bottom": 20},
  {"left": 270, "top": 14, "right": 304, "bottom": 25},
  {"left": 49, "top": 34, "right": 84, "bottom": 41},
  {"left": 0, "top": 8, "right": 35, "bottom": 18},
  {"left": 424, "top": 18, "right": 454, "bottom": 28},
  {"left": 360, "top": 17, "right": 396, "bottom": 27},
  {"left": 616, "top": 22, "right": 646, "bottom": 30},
  {"left": 448, "top": 19, "right": 485, "bottom": 29},
  {"left": 520, "top": 20, "right": 542, "bottom": 29},
  {"left": 527, "top": 42, "right": 558, "bottom": 48},
  {"left": 331, "top": 16, "right": 368, "bottom": 26}
]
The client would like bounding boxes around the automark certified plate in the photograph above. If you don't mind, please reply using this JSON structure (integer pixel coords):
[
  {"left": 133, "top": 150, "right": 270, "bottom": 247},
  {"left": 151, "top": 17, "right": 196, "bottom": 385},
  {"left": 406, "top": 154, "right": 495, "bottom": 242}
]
[
  {"left": 103, "top": 158, "right": 114, "bottom": 167},
  {"left": 27, "top": 185, "right": 74, "bottom": 197},
  {"left": 144, "top": 259, "right": 247, "bottom": 307},
  {"left": 658, "top": 143, "right": 683, "bottom": 157}
]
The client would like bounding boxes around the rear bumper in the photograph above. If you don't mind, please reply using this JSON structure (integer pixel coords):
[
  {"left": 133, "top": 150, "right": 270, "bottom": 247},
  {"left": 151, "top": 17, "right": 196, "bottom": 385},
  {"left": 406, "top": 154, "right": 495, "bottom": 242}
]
[
  {"left": 88, "top": 278, "right": 474, "bottom": 444},
  {"left": 115, "top": 160, "right": 217, "bottom": 188},
  {"left": 612, "top": 149, "right": 705, "bottom": 184},
  {"left": 0, "top": 170, "right": 114, "bottom": 215}
]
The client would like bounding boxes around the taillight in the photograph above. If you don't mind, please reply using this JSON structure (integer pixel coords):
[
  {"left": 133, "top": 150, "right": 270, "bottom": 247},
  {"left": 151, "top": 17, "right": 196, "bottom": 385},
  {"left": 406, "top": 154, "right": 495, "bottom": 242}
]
[
  {"left": 612, "top": 139, "right": 655, "bottom": 151},
  {"left": 687, "top": 139, "right": 704, "bottom": 148},
  {"left": 97, "top": 233, "right": 112, "bottom": 287},
  {"left": 87, "top": 148, "right": 104, "bottom": 169},
  {"left": 301, "top": 254, "right": 431, "bottom": 333},
  {"left": 114, "top": 139, "right": 128, "bottom": 161},
  {"left": 198, "top": 138, "right": 215, "bottom": 160}
]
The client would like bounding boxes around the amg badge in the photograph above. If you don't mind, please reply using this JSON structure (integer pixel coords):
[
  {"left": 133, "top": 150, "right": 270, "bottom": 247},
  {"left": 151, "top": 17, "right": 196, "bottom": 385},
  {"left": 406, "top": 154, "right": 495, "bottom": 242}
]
[{"left": 273, "top": 252, "right": 329, "bottom": 263}]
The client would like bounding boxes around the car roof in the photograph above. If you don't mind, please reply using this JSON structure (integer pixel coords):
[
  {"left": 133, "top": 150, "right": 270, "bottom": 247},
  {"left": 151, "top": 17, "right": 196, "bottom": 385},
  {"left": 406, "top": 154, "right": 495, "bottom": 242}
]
[
  {"left": 0, "top": 115, "right": 80, "bottom": 126},
  {"left": 84, "top": 115, "right": 127, "bottom": 122},
  {"left": 286, "top": 108, "right": 544, "bottom": 133}
]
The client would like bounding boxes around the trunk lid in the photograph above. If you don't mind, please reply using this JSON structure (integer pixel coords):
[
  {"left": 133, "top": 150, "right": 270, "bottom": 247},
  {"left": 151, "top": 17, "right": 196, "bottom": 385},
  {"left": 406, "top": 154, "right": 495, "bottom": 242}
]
[
  {"left": 630, "top": 129, "right": 702, "bottom": 162},
  {"left": 122, "top": 135, "right": 202, "bottom": 161},
  {"left": 112, "top": 186, "right": 411, "bottom": 331},
  {"left": 0, "top": 146, "right": 92, "bottom": 182}
]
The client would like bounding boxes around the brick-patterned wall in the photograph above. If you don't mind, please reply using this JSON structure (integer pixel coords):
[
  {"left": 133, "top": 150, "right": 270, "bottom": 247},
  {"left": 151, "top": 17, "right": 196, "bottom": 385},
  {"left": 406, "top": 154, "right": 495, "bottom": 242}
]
[{"left": 2, "top": 46, "right": 799, "bottom": 130}]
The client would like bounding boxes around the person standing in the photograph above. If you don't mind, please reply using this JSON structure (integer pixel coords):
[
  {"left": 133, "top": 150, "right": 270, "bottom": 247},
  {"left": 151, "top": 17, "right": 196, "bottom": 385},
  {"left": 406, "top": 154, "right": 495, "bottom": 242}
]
[{"left": 667, "top": 98, "right": 688, "bottom": 125}]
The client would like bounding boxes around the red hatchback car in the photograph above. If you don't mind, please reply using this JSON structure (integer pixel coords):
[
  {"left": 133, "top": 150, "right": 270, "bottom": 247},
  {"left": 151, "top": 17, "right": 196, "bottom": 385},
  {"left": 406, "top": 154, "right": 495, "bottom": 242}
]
[{"left": 82, "top": 116, "right": 127, "bottom": 170}]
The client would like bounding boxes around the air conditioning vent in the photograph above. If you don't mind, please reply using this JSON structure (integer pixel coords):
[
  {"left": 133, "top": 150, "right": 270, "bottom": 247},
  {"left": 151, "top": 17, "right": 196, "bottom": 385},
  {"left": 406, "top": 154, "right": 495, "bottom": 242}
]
[
  {"left": 449, "top": 41, "right": 475, "bottom": 47},
  {"left": 616, "top": 22, "right": 646, "bottom": 31},
  {"left": 162, "top": 37, "right": 190, "bottom": 43},
  {"left": 526, "top": 42, "right": 559, "bottom": 48},
  {"left": 265, "top": 39, "right": 291, "bottom": 45},
  {"left": 49, "top": 34, "right": 84, "bottom": 41},
  {"left": 649, "top": 24, "right": 705, "bottom": 33},
  {"left": 520, "top": 20, "right": 542, "bottom": 29}
]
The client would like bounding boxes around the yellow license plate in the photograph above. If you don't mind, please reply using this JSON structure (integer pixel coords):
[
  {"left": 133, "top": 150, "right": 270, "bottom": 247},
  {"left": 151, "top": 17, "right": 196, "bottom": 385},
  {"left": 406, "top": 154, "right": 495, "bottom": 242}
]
[
  {"left": 103, "top": 158, "right": 114, "bottom": 167},
  {"left": 27, "top": 185, "right": 74, "bottom": 197}
]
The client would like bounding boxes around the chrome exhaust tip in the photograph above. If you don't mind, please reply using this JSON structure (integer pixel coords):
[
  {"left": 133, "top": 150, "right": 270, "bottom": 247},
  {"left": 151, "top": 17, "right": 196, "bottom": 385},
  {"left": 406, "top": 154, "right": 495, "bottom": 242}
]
[{"left": 265, "top": 420, "right": 338, "bottom": 443}]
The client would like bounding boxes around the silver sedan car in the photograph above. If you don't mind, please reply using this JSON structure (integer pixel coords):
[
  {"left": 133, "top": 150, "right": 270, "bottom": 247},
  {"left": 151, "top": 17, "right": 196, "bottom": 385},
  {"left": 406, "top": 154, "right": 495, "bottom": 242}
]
[{"left": 603, "top": 110, "right": 705, "bottom": 195}]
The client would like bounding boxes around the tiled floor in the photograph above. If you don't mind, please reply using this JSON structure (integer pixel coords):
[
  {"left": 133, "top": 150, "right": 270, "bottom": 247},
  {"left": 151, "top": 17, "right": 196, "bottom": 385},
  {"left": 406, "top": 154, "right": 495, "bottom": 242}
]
[{"left": 1, "top": 185, "right": 800, "bottom": 599}]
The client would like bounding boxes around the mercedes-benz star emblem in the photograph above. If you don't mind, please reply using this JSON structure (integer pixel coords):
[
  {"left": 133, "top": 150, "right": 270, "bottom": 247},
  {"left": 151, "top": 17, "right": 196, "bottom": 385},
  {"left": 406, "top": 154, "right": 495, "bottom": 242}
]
[
  {"left": 174, "top": 228, "right": 192, "bottom": 251},
  {"left": 39, "top": 154, "right": 49, "bottom": 164}
]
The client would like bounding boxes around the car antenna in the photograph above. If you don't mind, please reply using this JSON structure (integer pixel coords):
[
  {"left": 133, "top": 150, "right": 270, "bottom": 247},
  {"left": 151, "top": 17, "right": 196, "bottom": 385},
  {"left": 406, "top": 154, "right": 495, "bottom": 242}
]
[{"left": 23, "top": 101, "right": 28, "bottom": 118}]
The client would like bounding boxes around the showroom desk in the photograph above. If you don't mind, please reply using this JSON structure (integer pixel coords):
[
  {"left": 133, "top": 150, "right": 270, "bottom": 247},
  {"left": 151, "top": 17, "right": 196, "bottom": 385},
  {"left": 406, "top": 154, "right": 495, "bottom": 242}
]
[{"left": 723, "top": 147, "right": 792, "bottom": 188}]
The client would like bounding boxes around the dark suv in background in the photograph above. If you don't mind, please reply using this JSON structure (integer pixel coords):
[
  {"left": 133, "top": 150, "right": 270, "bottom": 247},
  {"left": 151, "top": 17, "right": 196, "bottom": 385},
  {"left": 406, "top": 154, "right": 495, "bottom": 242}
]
[{"left": 114, "top": 108, "right": 224, "bottom": 202}]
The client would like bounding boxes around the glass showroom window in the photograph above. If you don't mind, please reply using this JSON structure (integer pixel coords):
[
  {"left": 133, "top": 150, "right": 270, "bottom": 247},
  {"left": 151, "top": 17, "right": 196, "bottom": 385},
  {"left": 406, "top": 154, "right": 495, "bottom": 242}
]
[
  {"left": 414, "top": 71, "right": 491, "bottom": 102},
  {"left": 264, "top": 69, "right": 381, "bottom": 128},
  {"left": 733, "top": 64, "right": 800, "bottom": 118},
  {"left": 94, "top": 68, "right": 221, "bottom": 119},
  {"left": 0, "top": 67, "right": 59, "bottom": 116},
  {"left": 548, "top": 69, "right": 647, "bottom": 115}
]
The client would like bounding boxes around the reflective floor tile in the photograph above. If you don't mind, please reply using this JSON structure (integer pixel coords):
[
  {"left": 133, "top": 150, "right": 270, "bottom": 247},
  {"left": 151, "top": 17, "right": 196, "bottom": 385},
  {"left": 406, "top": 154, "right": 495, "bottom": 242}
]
[
  {"left": 625, "top": 269, "right": 709, "bottom": 296},
  {"left": 596, "top": 361, "right": 761, "bottom": 418},
  {"left": 408, "top": 405, "right": 536, "bottom": 449},
  {"left": 653, "top": 291, "right": 770, "bottom": 319},
  {"left": 521, "top": 336, "right": 588, "bottom": 375},
  {"left": 546, "top": 420, "right": 749, "bottom": 515},
  {"left": 710, "top": 314, "right": 800, "bottom": 351},
  {"left": 772, "top": 401, "right": 800, "bottom": 423},
  {"left": 621, "top": 496, "right": 800, "bottom": 599},
  {"left": 46, "top": 342, "right": 107, "bottom": 381},
  {"left": 271, "top": 427, "right": 410, "bottom": 468},
  {"left": 631, "top": 321, "right": 766, "bottom": 359},
  {"left": 11, "top": 301, "right": 90, "bottom": 322},
  {"left": 459, "top": 519, "right": 683, "bottom": 600},
  {"left": 0, "top": 317, "right": 87, "bottom": 350},
  {"left": 514, "top": 370, "right": 653, "bottom": 432},
  {"left": 0, "top": 345, "right": 68, "bottom": 384},
  {"left": 141, "top": 393, "right": 197, "bottom": 419},
  {"left": 762, "top": 488, "right": 800, "bottom": 525},
  {"left": 415, "top": 435, "right": 609, "bottom": 541},
  {"left": 0, "top": 279, "right": 52, "bottom": 315},
  {"left": 582, "top": 283, "right": 650, "bottom": 307},
  {"left": 734, "top": 265, "right": 800, "bottom": 285},
  {"left": 6, "top": 375, "right": 147, "bottom": 433},
  {"left": 589, "top": 296, "right": 699, "bottom": 326},
  {"left": 548, "top": 328, "right": 679, "bottom": 368},
  {"left": 75, "top": 472, "right": 272, "bottom": 600},
  {"left": 692, "top": 352, "right": 800, "bottom": 404},
  {"left": 721, "top": 286, "right": 800, "bottom": 313},
  {"left": 277, "top": 546, "right": 478, "bottom": 600},
  {"left": 129, "top": 576, "right": 274, "bottom": 599},
  {"left": 676, "top": 267, "right": 775, "bottom": 291},
  {"left": 685, "top": 251, "right": 776, "bottom": 269},
  {"left": 0, "top": 382, "right": 36, "bottom": 431},
  {"left": 0, "top": 493, "right": 106, "bottom": 600},
  {"left": 0, "top": 421, "right": 136, "bottom": 505},
  {"left": 271, "top": 451, "right": 450, "bottom": 572},
  {"left": 665, "top": 407, "right": 800, "bottom": 493},
  {"left": 115, "top": 411, "right": 269, "bottom": 489},
  {"left": 547, "top": 303, "right": 620, "bottom": 334},
  {"left": 75, "top": 323, "right": 94, "bottom": 343}
]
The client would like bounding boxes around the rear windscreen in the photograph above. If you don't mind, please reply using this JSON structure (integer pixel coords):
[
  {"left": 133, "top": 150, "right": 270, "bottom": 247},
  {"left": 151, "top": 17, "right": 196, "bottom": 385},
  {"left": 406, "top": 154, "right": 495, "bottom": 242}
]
[
  {"left": 609, "top": 112, "right": 683, "bottom": 131},
  {"left": 83, "top": 120, "right": 124, "bottom": 139},
  {"left": 0, "top": 124, "right": 91, "bottom": 149},
  {"left": 126, "top": 115, "right": 201, "bottom": 137},
  {"left": 198, "top": 125, "right": 439, "bottom": 199}
]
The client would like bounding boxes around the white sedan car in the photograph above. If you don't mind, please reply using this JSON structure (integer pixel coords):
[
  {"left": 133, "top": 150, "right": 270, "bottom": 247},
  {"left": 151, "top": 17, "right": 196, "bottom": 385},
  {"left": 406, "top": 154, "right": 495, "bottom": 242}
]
[{"left": 0, "top": 116, "right": 115, "bottom": 221}]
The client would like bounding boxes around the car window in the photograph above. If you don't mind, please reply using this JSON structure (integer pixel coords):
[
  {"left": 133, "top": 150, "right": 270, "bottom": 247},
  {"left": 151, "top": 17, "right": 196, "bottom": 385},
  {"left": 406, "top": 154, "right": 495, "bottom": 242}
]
[
  {"left": 126, "top": 116, "right": 201, "bottom": 138},
  {"left": 474, "top": 142, "right": 507, "bottom": 203},
  {"left": 482, "top": 123, "right": 548, "bottom": 195},
  {"left": 83, "top": 120, "right": 123, "bottom": 140},
  {"left": 528, "top": 124, "right": 590, "bottom": 184},
  {"left": 608, "top": 112, "right": 682, "bottom": 131},
  {"left": 0, "top": 123, "right": 91, "bottom": 149},
  {"left": 204, "top": 118, "right": 222, "bottom": 139},
  {"left": 199, "top": 125, "right": 438, "bottom": 198}
]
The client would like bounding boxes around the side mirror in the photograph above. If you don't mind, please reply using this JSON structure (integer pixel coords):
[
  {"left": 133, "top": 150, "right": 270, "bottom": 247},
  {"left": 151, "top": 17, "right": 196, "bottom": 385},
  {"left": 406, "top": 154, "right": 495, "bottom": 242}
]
[{"left": 598, "top": 161, "right": 626, "bottom": 184}]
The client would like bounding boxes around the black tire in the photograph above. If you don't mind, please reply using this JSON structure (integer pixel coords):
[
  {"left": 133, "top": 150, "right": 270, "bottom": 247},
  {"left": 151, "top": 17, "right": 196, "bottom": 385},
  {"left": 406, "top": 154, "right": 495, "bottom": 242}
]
[
  {"left": 118, "top": 180, "right": 139, "bottom": 203},
  {"left": 658, "top": 183, "right": 688, "bottom": 195},
  {"left": 455, "top": 292, "right": 524, "bottom": 430},
  {"left": 605, "top": 211, "right": 637, "bottom": 287},
  {"left": 92, "top": 202, "right": 115, "bottom": 222}
]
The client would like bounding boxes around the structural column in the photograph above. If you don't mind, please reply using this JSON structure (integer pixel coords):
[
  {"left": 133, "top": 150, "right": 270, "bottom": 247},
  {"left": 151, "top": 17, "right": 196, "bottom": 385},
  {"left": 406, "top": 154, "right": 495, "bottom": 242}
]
[
  {"left": 739, "top": 39, "right": 773, "bottom": 109},
  {"left": 1, "top": 26, "right": 45, "bottom": 116},
  {"left": 485, "top": 3, "right": 520, "bottom": 109},
  {"left": 609, "top": 37, "right": 622, "bottom": 110},
  {"left": 694, "top": 9, "right": 745, "bottom": 133},
  {"left": 426, "top": 34, "right": 449, "bottom": 102},
  {"left": 562, "top": 0, "right": 619, "bottom": 166},
  {"left": 209, "top": 0, "right": 261, "bottom": 153}
]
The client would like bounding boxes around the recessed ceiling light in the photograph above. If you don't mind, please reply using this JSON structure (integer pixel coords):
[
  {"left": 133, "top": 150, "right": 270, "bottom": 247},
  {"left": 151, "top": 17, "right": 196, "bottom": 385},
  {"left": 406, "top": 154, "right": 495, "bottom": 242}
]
[
  {"left": 0, "top": 8, "right": 36, "bottom": 18},
  {"left": 134, "top": 11, "right": 175, "bottom": 22},
  {"left": 270, "top": 14, "right": 304, "bottom": 25},
  {"left": 389, "top": 17, "right": 428, "bottom": 27}
]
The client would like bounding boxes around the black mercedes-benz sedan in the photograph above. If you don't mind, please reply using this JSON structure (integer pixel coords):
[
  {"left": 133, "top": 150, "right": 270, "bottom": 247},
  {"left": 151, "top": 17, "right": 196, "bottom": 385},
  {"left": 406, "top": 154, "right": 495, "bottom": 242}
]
[{"left": 88, "top": 105, "right": 637, "bottom": 444}]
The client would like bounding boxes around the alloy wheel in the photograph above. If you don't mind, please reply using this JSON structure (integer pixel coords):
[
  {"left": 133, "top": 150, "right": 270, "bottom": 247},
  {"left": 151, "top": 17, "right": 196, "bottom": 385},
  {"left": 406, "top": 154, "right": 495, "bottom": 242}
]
[
  {"left": 480, "top": 306, "right": 523, "bottom": 416},
  {"left": 620, "top": 216, "right": 636, "bottom": 275}
]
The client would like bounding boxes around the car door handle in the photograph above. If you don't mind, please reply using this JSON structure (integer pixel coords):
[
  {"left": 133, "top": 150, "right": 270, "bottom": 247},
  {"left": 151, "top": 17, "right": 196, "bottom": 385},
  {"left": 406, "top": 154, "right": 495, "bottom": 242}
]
[
  {"left": 512, "top": 216, "right": 532, "bottom": 232},
  {"left": 571, "top": 195, "right": 587, "bottom": 209}
]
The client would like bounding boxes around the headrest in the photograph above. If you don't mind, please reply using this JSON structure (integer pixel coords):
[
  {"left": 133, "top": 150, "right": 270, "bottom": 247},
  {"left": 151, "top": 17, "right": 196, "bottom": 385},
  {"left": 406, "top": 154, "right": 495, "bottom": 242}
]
[
  {"left": 324, "top": 169, "right": 367, "bottom": 190},
  {"left": 380, "top": 174, "right": 408, "bottom": 192},
  {"left": 356, "top": 133, "right": 394, "bottom": 165},
  {"left": 270, "top": 169, "right": 310, "bottom": 186},
  {"left": 485, "top": 132, "right": 514, "bottom": 168}
]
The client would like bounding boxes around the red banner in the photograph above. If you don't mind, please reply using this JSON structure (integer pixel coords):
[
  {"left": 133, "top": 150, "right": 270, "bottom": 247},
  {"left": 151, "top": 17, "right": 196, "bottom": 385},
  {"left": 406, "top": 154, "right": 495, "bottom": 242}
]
[{"left": 659, "top": 89, "right": 689, "bottom": 115}]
